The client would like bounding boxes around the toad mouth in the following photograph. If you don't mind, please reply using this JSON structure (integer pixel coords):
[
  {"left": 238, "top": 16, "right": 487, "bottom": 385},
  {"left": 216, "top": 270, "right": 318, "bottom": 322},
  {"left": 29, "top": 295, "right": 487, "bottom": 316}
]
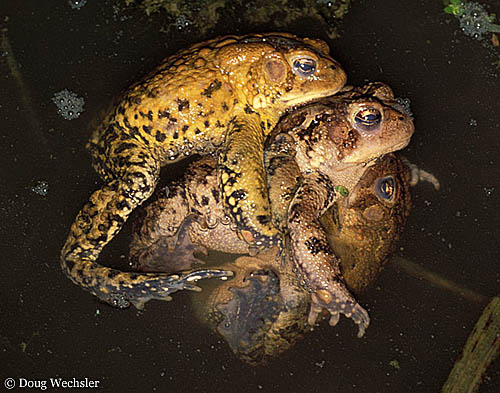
[{"left": 281, "top": 88, "right": 340, "bottom": 108}]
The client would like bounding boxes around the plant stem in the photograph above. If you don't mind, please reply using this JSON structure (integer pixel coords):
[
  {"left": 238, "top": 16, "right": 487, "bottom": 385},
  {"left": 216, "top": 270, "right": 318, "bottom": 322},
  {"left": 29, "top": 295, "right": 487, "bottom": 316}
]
[
  {"left": 391, "top": 256, "right": 489, "bottom": 305},
  {"left": 1, "top": 20, "right": 48, "bottom": 150}
]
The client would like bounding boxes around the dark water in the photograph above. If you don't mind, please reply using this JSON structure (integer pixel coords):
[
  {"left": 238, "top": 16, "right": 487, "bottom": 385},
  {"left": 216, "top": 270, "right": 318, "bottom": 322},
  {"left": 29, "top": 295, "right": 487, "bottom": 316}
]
[{"left": 1, "top": 0, "right": 499, "bottom": 392}]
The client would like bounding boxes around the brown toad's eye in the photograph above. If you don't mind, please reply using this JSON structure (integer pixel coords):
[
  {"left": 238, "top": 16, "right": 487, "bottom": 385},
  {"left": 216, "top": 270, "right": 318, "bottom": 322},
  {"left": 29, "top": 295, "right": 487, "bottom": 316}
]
[
  {"left": 354, "top": 108, "right": 382, "bottom": 131},
  {"left": 376, "top": 176, "right": 395, "bottom": 201},
  {"left": 292, "top": 57, "right": 317, "bottom": 77}
]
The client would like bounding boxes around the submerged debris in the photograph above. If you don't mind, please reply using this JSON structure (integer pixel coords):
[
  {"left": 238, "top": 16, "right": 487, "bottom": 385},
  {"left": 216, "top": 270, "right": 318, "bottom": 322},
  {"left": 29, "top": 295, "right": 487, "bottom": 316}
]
[
  {"left": 52, "top": 89, "right": 85, "bottom": 120},
  {"left": 441, "top": 297, "right": 500, "bottom": 393},
  {"left": 2, "top": 17, "right": 48, "bottom": 148},
  {"left": 123, "top": 0, "right": 351, "bottom": 39}
]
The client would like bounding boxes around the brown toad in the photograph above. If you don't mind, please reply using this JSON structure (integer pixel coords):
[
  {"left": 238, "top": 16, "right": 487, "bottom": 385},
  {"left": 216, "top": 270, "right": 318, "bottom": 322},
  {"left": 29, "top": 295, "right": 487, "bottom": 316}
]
[
  {"left": 130, "top": 83, "right": 415, "bottom": 335},
  {"left": 60, "top": 33, "right": 346, "bottom": 307},
  {"left": 198, "top": 155, "right": 439, "bottom": 364},
  {"left": 132, "top": 153, "right": 415, "bottom": 364}
]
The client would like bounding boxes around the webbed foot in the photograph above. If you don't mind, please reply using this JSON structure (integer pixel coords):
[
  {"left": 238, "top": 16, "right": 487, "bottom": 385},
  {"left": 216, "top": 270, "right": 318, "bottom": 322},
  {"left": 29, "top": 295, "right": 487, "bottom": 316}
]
[
  {"left": 308, "top": 288, "right": 370, "bottom": 338},
  {"left": 194, "top": 251, "right": 309, "bottom": 365},
  {"left": 216, "top": 270, "right": 283, "bottom": 364},
  {"left": 96, "top": 268, "right": 233, "bottom": 310}
]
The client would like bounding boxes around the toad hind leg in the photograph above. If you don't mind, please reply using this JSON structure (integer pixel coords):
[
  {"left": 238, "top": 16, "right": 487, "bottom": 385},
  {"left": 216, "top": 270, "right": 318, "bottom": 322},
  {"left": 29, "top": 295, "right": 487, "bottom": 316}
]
[
  {"left": 219, "top": 114, "right": 281, "bottom": 249},
  {"left": 131, "top": 215, "right": 208, "bottom": 273},
  {"left": 61, "top": 150, "right": 231, "bottom": 308},
  {"left": 129, "top": 180, "right": 208, "bottom": 273},
  {"left": 287, "top": 175, "right": 370, "bottom": 337}
]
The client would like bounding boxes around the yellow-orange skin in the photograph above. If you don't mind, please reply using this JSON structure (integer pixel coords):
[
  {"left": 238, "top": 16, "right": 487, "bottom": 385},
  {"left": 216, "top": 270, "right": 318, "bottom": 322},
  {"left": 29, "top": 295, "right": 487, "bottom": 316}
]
[{"left": 61, "top": 33, "right": 346, "bottom": 307}]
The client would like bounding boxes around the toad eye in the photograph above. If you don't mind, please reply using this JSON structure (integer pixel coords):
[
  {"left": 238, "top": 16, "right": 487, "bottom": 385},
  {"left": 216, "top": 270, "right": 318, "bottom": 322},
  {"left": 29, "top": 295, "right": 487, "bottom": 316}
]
[
  {"left": 376, "top": 176, "right": 395, "bottom": 201},
  {"left": 292, "top": 57, "right": 317, "bottom": 78},
  {"left": 354, "top": 108, "right": 382, "bottom": 131}
]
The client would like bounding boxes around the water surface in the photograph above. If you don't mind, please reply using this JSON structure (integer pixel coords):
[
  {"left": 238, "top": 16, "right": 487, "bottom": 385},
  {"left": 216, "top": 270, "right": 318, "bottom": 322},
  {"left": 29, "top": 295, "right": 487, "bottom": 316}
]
[{"left": 1, "top": 0, "right": 498, "bottom": 392}]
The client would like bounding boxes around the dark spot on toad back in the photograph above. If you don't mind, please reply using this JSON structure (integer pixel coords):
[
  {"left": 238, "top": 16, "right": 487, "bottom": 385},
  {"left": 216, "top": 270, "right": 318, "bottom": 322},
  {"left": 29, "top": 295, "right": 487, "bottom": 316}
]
[
  {"left": 201, "top": 80, "right": 222, "bottom": 98},
  {"left": 158, "top": 109, "right": 170, "bottom": 119},
  {"left": 155, "top": 131, "right": 166, "bottom": 142},
  {"left": 146, "top": 89, "right": 157, "bottom": 99},
  {"left": 177, "top": 99, "right": 190, "bottom": 112}
]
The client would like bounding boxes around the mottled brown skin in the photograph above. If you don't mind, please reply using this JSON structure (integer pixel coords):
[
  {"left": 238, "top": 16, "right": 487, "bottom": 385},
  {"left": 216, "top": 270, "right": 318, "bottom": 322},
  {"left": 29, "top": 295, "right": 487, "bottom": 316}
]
[
  {"left": 130, "top": 83, "right": 415, "bottom": 335},
  {"left": 221, "top": 154, "right": 413, "bottom": 364},
  {"left": 60, "top": 33, "right": 346, "bottom": 307},
  {"left": 202, "top": 155, "right": 436, "bottom": 364},
  {"left": 320, "top": 153, "right": 412, "bottom": 293},
  {"left": 131, "top": 153, "right": 413, "bottom": 364},
  {"left": 270, "top": 82, "right": 414, "bottom": 336}
]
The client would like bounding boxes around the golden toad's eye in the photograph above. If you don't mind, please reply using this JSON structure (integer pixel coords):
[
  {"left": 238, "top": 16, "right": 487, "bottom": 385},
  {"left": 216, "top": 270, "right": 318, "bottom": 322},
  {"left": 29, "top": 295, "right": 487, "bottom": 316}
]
[
  {"left": 376, "top": 176, "right": 395, "bottom": 201},
  {"left": 292, "top": 57, "right": 317, "bottom": 77},
  {"left": 354, "top": 108, "right": 382, "bottom": 132}
]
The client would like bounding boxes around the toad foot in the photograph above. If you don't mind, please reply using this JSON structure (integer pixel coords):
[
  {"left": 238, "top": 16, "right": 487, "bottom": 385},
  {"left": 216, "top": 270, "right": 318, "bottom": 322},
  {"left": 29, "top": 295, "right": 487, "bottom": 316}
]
[
  {"left": 101, "top": 268, "right": 234, "bottom": 310},
  {"left": 308, "top": 288, "right": 370, "bottom": 338}
]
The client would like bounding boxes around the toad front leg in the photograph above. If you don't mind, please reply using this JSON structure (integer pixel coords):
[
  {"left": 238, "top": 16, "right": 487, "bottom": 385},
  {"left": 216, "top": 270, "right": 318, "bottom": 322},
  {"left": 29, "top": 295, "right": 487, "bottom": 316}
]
[
  {"left": 219, "top": 114, "right": 282, "bottom": 249},
  {"left": 61, "top": 143, "right": 231, "bottom": 309},
  {"left": 287, "top": 174, "right": 370, "bottom": 337}
]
